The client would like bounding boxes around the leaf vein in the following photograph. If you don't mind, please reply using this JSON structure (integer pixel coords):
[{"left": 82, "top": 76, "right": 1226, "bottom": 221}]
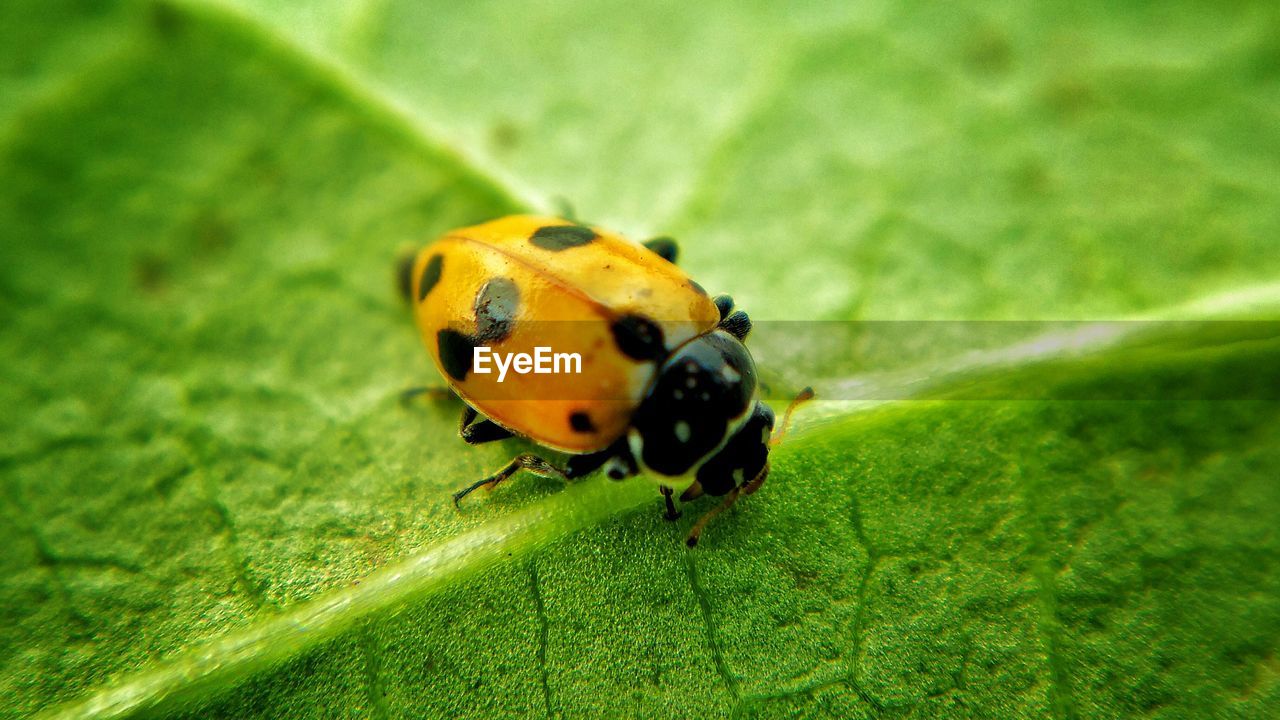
[
  {"left": 844, "top": 494, "right": 885, "bottom": 711},
  {"left": 202, "top": 475, "right": 272, "bottom": 611},
  {"left": 683, "top": 553, "right": 741, "bottom": 701},
  {"left": 357, "top": 625, "right": 391, "bottom": 720},
  {"left": 527, "top": 560, "right": 554, "bottom": 720},
  {"left": 1020, "top": 468, "right": 1076, "bottom": 720}
]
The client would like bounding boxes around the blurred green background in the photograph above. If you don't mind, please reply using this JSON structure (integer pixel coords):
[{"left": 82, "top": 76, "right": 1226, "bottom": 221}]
[{"left": 2, "top": 0, "right": 1279, "bottom": 718}]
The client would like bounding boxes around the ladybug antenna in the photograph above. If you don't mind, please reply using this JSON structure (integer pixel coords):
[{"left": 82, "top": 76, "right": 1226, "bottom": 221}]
[
  {"left": 770, "top": 386, "right": 814, "bottom": 447},
  {"left": 686, "top": 488, "right": 741, "bottom": 548}
]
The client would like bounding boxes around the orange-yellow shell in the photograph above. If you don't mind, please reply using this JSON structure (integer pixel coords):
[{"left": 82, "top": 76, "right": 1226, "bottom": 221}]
[{"left": 410, "top": 215, "right": 721, "bottom": 453}]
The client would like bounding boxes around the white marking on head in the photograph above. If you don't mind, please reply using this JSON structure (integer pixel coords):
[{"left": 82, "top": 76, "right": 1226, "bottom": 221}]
[
  {"left": 674, "top": 420, "right": 692, "bottom": 443},
  {"left": 603, "top": 456, "right": 629, "bottom": 480}
]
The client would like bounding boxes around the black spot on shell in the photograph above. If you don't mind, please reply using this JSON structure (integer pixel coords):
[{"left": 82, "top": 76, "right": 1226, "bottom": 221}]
[
  {"left": 610, "top": 314, "right": 666, "bottom": 361},
  {"left": 474, "top": 277, "right": 519, "bottom": 342},
  {"left": 530, "top": 224, "right": 596, "bottom": 251},
  {"left": 437, "top": 329, "right": 477, "bottom": 381},
  {"left": 417, "top": 254, "right": 443, "bottom": 302},
  {"left": 569, "top": 412, "right": 596, "bottom": 433}
]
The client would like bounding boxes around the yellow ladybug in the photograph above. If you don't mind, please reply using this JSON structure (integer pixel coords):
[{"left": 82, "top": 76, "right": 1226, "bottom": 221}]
[{"left": 401, "top": 215, "right": 809, "bottom": 546}]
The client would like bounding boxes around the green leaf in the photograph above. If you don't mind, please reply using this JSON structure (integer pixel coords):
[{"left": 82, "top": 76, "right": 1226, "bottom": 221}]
[{"left": 3, "top": 1, "right": 1278, "bottom": 719}]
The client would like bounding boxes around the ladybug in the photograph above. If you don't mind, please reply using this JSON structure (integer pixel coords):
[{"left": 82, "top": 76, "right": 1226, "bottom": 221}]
[{"left": 400, "top": 215, "right": 810, "bottom": 546}]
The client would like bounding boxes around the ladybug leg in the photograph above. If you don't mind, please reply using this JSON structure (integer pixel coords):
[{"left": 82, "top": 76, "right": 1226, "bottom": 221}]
[
  {"left": 679, "top": 480, "right": 704, "bottom": 502},
  {"left": 458, "top": 405, "right": 514, "bottom": 445},
  {"left": 399, "top": 386, "right": 453, "bottom": 406},
  {"left": 642, "top": 237, "right": 679, "bottom": 264},
  {"left": 659, "top": 486, "right": 682, "bottom": 521},
  {"left": 452, "top": 454, "right": 567, "bottom": 506},
  {"left": 685, "top": 488, "right": 742, "bottom": 548},
  {"left": 564, "top": 448, "right": 611, "bottom": 478},
  {"left": 460, "top": 420, "right": 514, "bottom": 444},
  {"left": 741, "top": 464, "right": 770, "bottom": 495},
  {"left": 565, "top": 437, "right": 637, "bottom": 480}
]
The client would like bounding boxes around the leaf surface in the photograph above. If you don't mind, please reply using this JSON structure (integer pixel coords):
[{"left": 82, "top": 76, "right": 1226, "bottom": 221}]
[{"left": 2, "top": 1, "right": 1279, "bottom": 718}]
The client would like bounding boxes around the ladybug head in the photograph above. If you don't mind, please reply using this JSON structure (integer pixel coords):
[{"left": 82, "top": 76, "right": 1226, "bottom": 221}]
[{"left": 629, "top": 330, "right": 768, "bottom": 482}]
